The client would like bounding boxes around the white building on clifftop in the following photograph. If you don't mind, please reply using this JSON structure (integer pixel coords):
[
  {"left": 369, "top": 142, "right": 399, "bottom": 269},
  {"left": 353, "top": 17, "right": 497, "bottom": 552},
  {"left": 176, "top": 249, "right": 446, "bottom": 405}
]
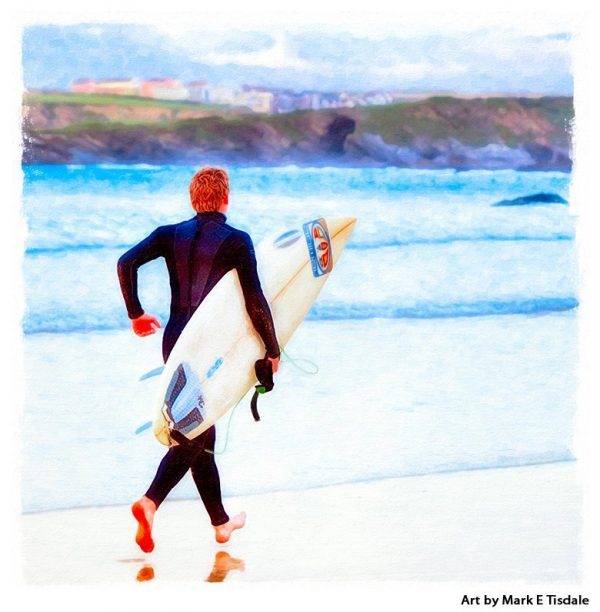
[{"left": 139, "top": 78, "right": 189, "bottom": 100}]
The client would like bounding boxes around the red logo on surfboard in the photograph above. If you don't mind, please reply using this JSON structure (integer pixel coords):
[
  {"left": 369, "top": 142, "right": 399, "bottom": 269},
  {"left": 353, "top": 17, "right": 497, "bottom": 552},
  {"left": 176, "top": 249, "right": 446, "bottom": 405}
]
[{"left": 303, "top": 218, "right": 333, "bottom": 277}]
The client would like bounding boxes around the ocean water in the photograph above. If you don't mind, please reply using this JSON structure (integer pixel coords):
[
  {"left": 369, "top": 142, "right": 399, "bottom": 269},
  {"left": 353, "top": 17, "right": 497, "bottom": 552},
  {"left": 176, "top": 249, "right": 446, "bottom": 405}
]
[{"left": 21, "top": 165, "right": 577, "bottom": 513}]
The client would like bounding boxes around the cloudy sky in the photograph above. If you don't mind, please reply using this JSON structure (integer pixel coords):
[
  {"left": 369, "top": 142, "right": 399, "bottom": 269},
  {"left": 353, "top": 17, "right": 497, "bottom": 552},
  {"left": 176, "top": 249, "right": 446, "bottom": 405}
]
[{"left": 22, "top": 21, "right": 573, "bottom": 94}]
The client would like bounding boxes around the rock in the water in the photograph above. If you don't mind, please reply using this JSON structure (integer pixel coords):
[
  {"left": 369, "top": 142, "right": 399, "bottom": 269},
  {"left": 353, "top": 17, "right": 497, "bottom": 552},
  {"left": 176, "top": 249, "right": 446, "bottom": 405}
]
[{"left": 493, "top": 192, "right": 568, "bottom": 206}]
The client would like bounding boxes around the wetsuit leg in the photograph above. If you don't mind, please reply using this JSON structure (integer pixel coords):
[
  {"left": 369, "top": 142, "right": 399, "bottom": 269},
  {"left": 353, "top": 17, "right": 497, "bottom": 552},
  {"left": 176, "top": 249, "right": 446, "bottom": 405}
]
[
  {"left": 144, "top": 314, "right": 196, "bottom": 508},
  {"left": 144, "top": 436, "right": 205, "bottom": 508},
  {"left": 144, "top": 428, "right": 229, "bottom": 527},
  {"left": 146, "top": 316, "right": 229, "bottom": 524},
  {"left": 190, "top": 426, "right": 229, "bottom": 526}
]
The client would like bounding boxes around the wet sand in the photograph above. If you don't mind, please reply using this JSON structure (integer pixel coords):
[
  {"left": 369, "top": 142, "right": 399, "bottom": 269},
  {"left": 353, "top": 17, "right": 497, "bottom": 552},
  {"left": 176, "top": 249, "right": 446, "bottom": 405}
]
[{"left": 21, "top": 462, "right": 580, "bottom": 584}]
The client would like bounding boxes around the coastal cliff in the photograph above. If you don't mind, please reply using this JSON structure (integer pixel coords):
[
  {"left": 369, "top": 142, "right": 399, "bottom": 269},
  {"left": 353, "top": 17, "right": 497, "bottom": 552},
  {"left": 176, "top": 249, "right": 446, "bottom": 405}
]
[{"left": 22, "top": 93, "right": 573, "bottom": 170}]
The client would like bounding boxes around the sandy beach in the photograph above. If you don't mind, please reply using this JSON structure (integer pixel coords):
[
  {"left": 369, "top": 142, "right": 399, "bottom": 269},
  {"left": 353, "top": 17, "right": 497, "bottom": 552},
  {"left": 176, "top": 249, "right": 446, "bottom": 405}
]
[{"left": 22, "top": 461, "right": 579, "bottom": 584}]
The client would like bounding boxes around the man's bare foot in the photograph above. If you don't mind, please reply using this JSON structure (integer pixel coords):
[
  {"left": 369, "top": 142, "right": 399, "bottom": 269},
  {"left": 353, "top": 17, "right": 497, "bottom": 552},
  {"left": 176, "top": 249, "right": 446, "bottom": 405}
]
[
  {"left": 131, "top": 496, "right": 156, "bottom": 553},
  {"left": 214, "top": 512, "right": 246, "bottom": 544}
]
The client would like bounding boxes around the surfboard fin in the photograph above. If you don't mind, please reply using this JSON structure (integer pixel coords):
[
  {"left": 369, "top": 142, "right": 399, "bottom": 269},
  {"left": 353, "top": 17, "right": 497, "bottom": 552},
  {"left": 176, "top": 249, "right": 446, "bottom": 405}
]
[
  {"left": 139, "top": 366, "right": 165, "bottom": 381},
  {"left": 135, "top": 421, "right": 152, "bottom": 435}
]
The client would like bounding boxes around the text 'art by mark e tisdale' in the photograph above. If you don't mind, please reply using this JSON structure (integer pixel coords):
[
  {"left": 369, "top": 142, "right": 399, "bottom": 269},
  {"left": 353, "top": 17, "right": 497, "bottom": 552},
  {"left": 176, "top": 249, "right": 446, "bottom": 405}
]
[{"left": 462, "top": 594, "right": 590, "bottom": 607}]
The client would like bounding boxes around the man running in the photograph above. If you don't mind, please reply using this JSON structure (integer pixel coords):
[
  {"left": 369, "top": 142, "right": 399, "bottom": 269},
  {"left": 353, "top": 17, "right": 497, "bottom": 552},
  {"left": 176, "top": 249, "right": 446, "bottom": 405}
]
[{"left": 117, "top": 167, "right": 280, "bottom": 552}]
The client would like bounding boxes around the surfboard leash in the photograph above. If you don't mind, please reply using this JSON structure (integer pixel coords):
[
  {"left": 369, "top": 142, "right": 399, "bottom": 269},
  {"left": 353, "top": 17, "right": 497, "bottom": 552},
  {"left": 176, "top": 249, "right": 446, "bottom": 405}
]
[
  {"left": 202, "top": 396, "right": 243, "bottom": 455},
  {"left": 205, "top": 346, "right": 319, "bottom": 455},
  {"left": 280, "top": 347, "right": 319, "bottom": 375}
]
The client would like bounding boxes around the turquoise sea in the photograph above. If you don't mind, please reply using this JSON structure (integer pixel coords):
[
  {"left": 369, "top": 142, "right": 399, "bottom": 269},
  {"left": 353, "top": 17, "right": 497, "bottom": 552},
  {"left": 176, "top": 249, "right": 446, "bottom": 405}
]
[{"left": 22, "top": 165, "right": 577, "bottom": 512}]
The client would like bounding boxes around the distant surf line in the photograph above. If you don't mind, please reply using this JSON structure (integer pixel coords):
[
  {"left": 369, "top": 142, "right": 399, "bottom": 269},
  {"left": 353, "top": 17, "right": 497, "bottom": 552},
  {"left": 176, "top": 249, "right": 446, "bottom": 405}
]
[
  {"left": 22, "top": 296, "right": 578, "bottom": 335},
  {"left": 24, "top": 234, "right": 574, "bottom": 256},
  {"left": 309, "top": 297, "right": 579, "bottom": 320}
]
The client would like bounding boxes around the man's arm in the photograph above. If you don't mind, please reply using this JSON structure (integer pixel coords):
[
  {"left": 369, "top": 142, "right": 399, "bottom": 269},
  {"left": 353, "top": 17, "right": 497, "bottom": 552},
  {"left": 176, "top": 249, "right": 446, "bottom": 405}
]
[
  {"left": 117, "top": 228, "right": 165, "bottom": 334},
  {"left": 234, "top": 232, "right": 280, "bottom": 363}
]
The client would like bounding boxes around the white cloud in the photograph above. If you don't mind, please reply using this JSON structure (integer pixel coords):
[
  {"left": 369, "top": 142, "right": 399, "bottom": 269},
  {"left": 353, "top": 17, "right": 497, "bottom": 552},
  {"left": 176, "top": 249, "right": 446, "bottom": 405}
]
[
  {"left": 152, "top": 9, "right": 574, "bottom": 42},
  {"left": 22, "top": 19, "right": 573, "bottom": 94},
  {"left": 158, "top": 27, "right": 309, "bottom": 70},
  {"left": 202, "top": 32, "right": 309, "bottom": 70},
  {"left": 372, "top": 61, "right": 468, "bottom": 81}
]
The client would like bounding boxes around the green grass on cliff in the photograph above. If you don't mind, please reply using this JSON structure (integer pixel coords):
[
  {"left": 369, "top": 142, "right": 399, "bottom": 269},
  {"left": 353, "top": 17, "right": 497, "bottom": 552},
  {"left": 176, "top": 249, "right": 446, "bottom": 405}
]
[
  {"left": 264, "top": 111, "right": 317, "bottom": 141},
  {"left": 355, "top": 96, "right": 573, "bottom": 147},
  {"left": 355, "top": 100, "right": 478, "bottom": 146},
  {"left": 37, "top": 112, "right": 317, "bottom": 142},
  {"left": 33, "top": 120, "right": 177, "bottom": 134},
  {"left": 171, "top": 113, "right": 312, "bottom": 144},
  {"left": 24, "top": 91, "right": 229, "bottom": 112}
]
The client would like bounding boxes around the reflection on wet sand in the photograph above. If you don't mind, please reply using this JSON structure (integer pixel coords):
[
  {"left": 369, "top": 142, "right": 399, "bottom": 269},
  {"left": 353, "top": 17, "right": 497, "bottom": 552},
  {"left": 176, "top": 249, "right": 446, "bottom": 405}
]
[
  {"left": 128, "top": 551, "right": 244, "bottom": 583},
  {"left": 136, "top": 564, "right": 155, "bottom": 582},
  {"left": 206, "top": 551, "right": 245, "bottom": 582}
]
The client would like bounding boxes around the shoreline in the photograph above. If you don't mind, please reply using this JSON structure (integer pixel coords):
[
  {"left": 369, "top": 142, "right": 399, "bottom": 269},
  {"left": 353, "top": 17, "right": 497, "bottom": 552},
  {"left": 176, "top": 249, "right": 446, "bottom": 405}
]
[
  {"left": 20, "top": 161, "right": 574, "bottom": 171},
  {"left": 22, "top": 462, "right": 581, "bottom": 584},
  {"left": 22, "top": 162, "right": 573, "bottom": 173},
  {"left": 21, "top": 457, "right": 575, "bottom": 517}
]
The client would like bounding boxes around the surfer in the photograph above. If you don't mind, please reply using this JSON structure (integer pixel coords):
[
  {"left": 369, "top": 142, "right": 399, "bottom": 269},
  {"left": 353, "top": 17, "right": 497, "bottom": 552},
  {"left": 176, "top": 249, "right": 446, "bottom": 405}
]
[{"left": 117, "top": 167, "right": 280, "bottom": 552}]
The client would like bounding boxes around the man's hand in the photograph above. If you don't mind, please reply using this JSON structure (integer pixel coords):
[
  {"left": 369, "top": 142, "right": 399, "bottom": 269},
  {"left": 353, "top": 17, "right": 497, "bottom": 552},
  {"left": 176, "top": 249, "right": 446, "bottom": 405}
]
[
  {"left": 268, "top": 356, "right": 280, "bottom": 374},
  {"left": 132, "top": 313, "right": 161, "bottom": 337}
]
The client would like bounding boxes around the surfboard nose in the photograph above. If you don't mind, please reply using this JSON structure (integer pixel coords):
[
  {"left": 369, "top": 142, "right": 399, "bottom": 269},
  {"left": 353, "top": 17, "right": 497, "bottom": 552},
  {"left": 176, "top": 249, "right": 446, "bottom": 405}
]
[{"left": 327, "top": 216, "right": 357, "bottom": 247}]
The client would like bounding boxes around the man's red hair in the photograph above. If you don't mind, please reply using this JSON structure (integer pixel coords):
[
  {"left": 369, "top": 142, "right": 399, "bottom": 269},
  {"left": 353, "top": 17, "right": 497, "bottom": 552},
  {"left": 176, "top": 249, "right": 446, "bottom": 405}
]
[{"left": 189, "top": 167, "right": 229, "bottom": 212}]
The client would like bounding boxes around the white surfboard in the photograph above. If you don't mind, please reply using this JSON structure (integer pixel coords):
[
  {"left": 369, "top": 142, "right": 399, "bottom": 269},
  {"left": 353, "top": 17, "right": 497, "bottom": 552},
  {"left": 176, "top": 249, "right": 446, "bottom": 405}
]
[{"left": 152, "top": 216, "right": 357, "bottom": 446}]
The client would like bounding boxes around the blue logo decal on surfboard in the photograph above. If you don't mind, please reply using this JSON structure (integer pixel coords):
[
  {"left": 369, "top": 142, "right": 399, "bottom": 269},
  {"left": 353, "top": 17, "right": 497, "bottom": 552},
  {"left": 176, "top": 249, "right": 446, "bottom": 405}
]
[
  {"left": 206, "top": 357, "right": 223, "bottom": 379},
  {"left": 303, "top": 218, "right": 333, "bottom": 277},
  {"left": 164, "top": 362, "right": 206, "bottom": 436}
]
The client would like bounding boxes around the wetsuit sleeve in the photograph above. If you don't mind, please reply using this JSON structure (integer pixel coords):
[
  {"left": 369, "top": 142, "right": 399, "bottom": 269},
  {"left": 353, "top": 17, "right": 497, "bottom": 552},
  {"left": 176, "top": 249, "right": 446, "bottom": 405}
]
[
  {"left": 117, "top": 228, "right": 165, "bottom": 319},
  {"left": 234, "top": 233, "right": 280, "bottom": 358}
]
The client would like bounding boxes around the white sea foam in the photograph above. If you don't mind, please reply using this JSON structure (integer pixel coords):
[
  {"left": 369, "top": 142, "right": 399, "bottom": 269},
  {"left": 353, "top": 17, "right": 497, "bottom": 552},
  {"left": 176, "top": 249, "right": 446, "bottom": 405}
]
[{"left": 22, "top": 316, "right": 576, "bottom": 512}]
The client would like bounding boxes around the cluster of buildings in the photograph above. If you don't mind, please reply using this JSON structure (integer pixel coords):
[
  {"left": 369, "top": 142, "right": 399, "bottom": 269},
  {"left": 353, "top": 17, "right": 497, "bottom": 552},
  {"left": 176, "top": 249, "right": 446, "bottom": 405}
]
[{"left": 70, "top": 77, "right": 423, "bottom": 114}]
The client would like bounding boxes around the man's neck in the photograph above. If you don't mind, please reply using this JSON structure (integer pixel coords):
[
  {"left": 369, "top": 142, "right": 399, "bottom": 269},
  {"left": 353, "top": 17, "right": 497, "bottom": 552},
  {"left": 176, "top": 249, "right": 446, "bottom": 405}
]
[{"left": 196, "top": 211, "right": 226, "bottom": 222}]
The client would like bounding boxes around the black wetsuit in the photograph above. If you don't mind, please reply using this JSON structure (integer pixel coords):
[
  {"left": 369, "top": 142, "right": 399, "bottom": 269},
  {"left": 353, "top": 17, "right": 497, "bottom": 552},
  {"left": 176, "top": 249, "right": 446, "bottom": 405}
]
[{"left": 118, "top": 211, "right": 279, "bottom": 526}]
